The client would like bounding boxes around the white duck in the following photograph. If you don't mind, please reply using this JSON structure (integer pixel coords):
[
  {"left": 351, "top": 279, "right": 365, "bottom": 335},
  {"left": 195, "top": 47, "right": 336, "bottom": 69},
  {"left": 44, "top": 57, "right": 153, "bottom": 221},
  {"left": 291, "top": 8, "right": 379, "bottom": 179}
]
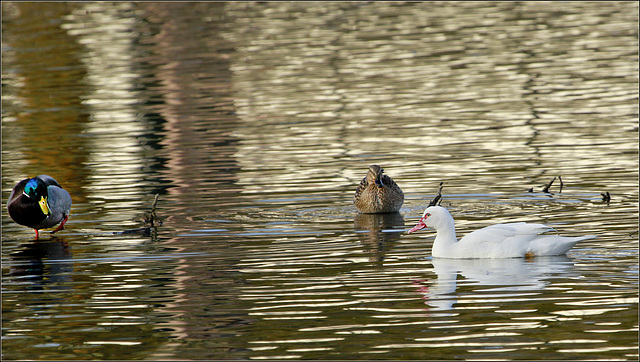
[{"left": 408, "top": 205, "right": 596, "bottom": 259}]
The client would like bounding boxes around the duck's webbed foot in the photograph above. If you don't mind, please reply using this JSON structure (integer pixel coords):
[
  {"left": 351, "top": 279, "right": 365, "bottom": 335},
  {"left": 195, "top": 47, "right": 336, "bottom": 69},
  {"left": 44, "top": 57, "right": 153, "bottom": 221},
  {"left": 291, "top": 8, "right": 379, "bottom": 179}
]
[{"left": 51, "top": 214, "right": 69, "bottom": 234}]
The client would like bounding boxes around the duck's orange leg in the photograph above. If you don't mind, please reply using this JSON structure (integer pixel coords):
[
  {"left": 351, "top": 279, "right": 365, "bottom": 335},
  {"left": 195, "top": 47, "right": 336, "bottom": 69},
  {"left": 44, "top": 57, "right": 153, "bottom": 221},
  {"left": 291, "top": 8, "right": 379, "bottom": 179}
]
[{"left": 51, "top": 214, "right": 69, "bottom": 234}]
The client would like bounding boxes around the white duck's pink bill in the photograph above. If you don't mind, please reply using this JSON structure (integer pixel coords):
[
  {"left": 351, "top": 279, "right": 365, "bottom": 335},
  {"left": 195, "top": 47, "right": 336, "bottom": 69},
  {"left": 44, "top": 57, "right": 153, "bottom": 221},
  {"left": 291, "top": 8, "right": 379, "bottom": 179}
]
[{"left": 408, "top": 219, "right": 426, "bottom": 234}]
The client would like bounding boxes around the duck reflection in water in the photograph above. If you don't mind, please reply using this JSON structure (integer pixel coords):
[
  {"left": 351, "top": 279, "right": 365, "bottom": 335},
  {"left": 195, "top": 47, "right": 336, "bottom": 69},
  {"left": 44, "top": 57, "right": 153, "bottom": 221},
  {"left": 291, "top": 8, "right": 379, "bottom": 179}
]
[
  {"left": 10, "top": 237, "right": 73, "bottom": 288},
  {"left": 414, "top": 256, "right": 576, "bottom": 311},
  {"left": 354, "top": 212, "right": 404, "bottom": 262}
]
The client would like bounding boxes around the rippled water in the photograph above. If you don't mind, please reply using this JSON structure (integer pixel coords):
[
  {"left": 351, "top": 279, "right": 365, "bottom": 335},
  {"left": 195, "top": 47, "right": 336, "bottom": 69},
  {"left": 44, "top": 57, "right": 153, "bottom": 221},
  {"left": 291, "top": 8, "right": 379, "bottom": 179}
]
[{"left": 2, "top": 2, "right": 638, "bottom": 360}]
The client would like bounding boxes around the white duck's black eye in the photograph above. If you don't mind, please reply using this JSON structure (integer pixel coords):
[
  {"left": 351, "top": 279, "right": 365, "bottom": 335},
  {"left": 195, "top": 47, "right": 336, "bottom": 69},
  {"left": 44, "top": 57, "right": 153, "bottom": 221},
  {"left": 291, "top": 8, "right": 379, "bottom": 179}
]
[{"left": 425, "top": 213, "right": 431, "bottom": 217}]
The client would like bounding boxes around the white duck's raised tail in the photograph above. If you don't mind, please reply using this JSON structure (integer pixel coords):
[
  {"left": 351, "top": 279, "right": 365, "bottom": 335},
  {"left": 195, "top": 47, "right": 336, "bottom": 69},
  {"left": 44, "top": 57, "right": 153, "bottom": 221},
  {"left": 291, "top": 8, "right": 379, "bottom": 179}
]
[{"left": 408, "top": 205, "right": 596, "bottom": 259}]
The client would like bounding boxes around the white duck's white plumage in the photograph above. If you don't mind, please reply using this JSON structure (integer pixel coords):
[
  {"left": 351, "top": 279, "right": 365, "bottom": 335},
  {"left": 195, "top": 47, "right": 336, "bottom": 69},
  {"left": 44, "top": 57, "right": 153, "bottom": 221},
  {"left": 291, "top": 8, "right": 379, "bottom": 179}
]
[{"left": 408, "top": 206, "right": 596, "bottom": 259}]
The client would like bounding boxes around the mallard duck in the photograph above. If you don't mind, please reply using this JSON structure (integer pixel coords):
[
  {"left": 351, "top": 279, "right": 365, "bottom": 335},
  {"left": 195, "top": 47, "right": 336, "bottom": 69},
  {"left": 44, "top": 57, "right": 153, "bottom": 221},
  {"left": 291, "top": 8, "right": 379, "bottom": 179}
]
[
  {"left": 408, "top": 205, "right": 596, "bottom": 259},
  {"left": 354, "top": 165, "right": 404, "bottom": 213},
  {"left": 7, "top": 175, "right": 72, "bottom": 239}
]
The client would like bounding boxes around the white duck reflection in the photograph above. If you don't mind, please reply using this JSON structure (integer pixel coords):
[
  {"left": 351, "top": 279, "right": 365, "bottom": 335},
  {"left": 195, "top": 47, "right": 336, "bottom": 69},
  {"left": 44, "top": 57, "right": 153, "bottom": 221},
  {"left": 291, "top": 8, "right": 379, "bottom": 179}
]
[{"left": 415, "top": 256, "right": 576, "bottom": 311}]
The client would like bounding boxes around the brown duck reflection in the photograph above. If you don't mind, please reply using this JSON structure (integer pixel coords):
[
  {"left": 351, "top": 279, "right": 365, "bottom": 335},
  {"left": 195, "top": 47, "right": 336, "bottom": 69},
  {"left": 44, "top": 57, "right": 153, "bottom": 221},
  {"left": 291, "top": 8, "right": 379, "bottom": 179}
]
[{"left": 354, "top": 212, "right": 405, "bottom": 261}]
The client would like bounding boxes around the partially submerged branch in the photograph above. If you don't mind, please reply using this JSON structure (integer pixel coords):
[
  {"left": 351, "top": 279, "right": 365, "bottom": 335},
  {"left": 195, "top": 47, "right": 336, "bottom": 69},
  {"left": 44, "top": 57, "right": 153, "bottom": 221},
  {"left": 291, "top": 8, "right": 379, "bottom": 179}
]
[
  {"left": 558, "top": 175, "right": 564, "bottom": 193},
  {"left": 542, "top": 176, "right": 556, "bottom": 193},
  {"left": 149, "top": 193, "right": 160, "bottom": 227},
  {"left": 429, "top": 182, "right": 444, "bottom": 207},
  {"left": 115, "top": 194, "right": 162, "bottom": 236},
  {"left": 529, "top": 175, "right": 563, "bottom": 194}
]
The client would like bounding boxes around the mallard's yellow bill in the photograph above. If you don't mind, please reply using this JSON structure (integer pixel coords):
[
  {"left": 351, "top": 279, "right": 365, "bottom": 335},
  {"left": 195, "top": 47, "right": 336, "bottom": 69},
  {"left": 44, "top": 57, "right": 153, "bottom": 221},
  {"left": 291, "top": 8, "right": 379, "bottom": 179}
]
[{"left": 39, "top": 196, "right": 50, "bottom": 215}]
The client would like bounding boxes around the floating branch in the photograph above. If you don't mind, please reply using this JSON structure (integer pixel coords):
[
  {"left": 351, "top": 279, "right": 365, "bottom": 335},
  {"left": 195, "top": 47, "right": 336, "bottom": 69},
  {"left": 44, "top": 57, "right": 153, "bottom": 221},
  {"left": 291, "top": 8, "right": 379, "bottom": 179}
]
[
  {"left": 558, "top": 175, "right": 564, "bottom": 193},
  {"left": 429, "top": 182, "right": 444, "bottom": 207},
  {"left": 114, "top": 194, "right": 162, "bottom": 236},
  {"left": 140, "top": 194, "right": 163, "bottom": 227},
  {"left": 118, "top": 227, "right": 152, "bottom": 236},
  {"left": 542, "top": 176, "right": 556, "bottom": 193},
  {"left": 149, "top": 193, "right": 160, "bottom": 227},
  {"left": 601, "top": 191, "right": 611, "bottom": 202},
  {"left": 530, "top": 175, "right": 563, "bottom": 193}
]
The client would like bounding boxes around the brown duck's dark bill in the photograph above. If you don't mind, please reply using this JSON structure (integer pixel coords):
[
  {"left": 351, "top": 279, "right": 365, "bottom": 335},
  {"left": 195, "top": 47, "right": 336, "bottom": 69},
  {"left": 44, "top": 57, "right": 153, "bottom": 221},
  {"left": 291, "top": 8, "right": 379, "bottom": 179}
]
[{"left": 408, "top": 219, "right": 426, "bottom": 234}]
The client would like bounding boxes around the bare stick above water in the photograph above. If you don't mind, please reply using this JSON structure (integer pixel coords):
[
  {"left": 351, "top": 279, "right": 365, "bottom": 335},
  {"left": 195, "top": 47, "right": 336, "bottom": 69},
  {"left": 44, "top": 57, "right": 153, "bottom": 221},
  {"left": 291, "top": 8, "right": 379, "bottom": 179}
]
[
  {"left": 115, "top": 194, "right": 162, "bottom": 235},
  {"left": 150, "top": 193, "right": 160, "bottom": 227},
  {"left": 558, "top": 175, "right": 564, "bottom": 193},
  {"left": 542, "top": 176, "right": 556, "bottom": 193},
  {"left": 429, "top": 182, "right": 444, "bottom": 207}
]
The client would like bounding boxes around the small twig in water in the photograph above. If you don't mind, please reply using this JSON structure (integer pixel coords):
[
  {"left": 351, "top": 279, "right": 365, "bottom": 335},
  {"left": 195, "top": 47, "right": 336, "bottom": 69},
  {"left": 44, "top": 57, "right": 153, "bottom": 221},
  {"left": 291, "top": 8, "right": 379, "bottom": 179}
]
[
  {"left": 152, "top": 193, "right": 159, "bottom": 212},
  {"left": 118, "top": 227, "right": 152, "bottom": 236},
  {"left": 115, "top": 194, "right": 162, "bottom": 236},
  {"left": 142, "top": 194, "right": 163, "bottom": 227},
  {"left": 542, "top": 176, "right": 556, "bottom": 193},
  {"left": 558, "top": 175, "right": 564, "bottom": 193},
  {"left": 150, "top": 193, "right": 160, "bottom": 227},
  {"left": 429, "top": 182, "right": 444, "bottom": 207},
  {"left": 601, "top": 191, "right": 611, "bottom": 203}
]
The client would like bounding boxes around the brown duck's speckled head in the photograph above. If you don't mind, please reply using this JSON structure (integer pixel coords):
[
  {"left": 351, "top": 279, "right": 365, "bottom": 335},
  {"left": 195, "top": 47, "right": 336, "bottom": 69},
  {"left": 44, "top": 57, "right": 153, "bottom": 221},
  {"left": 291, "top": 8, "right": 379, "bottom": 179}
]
[
  {"left": 354, "top": 164, "right": 404, "bottom": 214},
  {"left": 367, "top": 165, "right": 385, "bottom": 188}
]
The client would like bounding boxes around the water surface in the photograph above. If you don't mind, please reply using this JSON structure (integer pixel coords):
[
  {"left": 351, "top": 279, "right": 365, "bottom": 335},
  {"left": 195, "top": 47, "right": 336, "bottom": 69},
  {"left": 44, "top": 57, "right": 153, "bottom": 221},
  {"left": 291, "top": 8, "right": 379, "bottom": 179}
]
[{"left": 2, "top": 2, "right": 638, "bottom": 360}]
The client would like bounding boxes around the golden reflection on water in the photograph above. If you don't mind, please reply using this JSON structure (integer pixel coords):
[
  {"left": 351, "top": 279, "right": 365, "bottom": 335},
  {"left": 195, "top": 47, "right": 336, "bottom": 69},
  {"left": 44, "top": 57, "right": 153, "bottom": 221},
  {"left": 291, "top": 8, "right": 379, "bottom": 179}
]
[
  {"left": 64, "top": 4, "right": 149, "bottom": 224},
  {"left": 1, "top": 1, "right": 638, "bottom": 361},
  {"left": 224, "top": 0, "right": 637, "bottom": 208}
]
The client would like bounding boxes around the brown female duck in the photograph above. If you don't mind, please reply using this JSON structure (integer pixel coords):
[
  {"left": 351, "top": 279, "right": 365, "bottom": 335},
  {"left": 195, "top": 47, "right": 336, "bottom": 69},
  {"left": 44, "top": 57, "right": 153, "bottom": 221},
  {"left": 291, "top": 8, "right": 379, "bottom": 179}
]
[{"left": 354, "top": 165, "right": 404, "bottom": 213}]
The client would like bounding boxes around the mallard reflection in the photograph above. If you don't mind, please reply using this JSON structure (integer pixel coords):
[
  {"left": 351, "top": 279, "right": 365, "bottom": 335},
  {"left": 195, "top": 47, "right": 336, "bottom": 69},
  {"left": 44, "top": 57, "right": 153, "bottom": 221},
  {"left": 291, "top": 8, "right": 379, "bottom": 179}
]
[{"left": 10, "top": 238, "right": 73, "bottom": 287}]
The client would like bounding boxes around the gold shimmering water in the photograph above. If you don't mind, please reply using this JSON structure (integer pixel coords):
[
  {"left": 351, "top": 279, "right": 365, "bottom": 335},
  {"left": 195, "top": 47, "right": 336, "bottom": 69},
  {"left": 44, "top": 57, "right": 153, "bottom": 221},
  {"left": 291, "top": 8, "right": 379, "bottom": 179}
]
[{"left": 2, "top": 2, "right": 637, "bottom": 360}]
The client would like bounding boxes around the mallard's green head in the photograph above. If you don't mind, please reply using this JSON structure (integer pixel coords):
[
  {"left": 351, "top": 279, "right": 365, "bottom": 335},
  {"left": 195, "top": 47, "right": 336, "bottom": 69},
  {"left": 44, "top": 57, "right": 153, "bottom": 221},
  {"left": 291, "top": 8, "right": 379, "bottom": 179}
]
[{"left": 24, "top": 177, "right": 50, "bottom": 216}]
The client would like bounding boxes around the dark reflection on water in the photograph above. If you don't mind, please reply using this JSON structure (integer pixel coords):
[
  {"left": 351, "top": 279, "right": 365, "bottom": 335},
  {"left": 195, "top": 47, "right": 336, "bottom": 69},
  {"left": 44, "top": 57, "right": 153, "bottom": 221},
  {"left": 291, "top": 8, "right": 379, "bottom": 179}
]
[
  {"left": 9, "top": 239, "right": 73, "bottom": 287},
  {"left": 2, "top": 1, "right": 638, "bottom": 360},
  {"left": 354, "top": 212, "right": 405, "bottom": 262}
]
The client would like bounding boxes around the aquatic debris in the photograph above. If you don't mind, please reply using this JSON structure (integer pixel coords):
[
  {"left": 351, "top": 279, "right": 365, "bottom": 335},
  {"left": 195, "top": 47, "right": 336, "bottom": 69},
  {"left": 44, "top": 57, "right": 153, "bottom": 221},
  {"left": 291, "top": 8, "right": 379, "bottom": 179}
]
[{"left": 114, "top": 194, "right": 163, "bottom": 236}]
